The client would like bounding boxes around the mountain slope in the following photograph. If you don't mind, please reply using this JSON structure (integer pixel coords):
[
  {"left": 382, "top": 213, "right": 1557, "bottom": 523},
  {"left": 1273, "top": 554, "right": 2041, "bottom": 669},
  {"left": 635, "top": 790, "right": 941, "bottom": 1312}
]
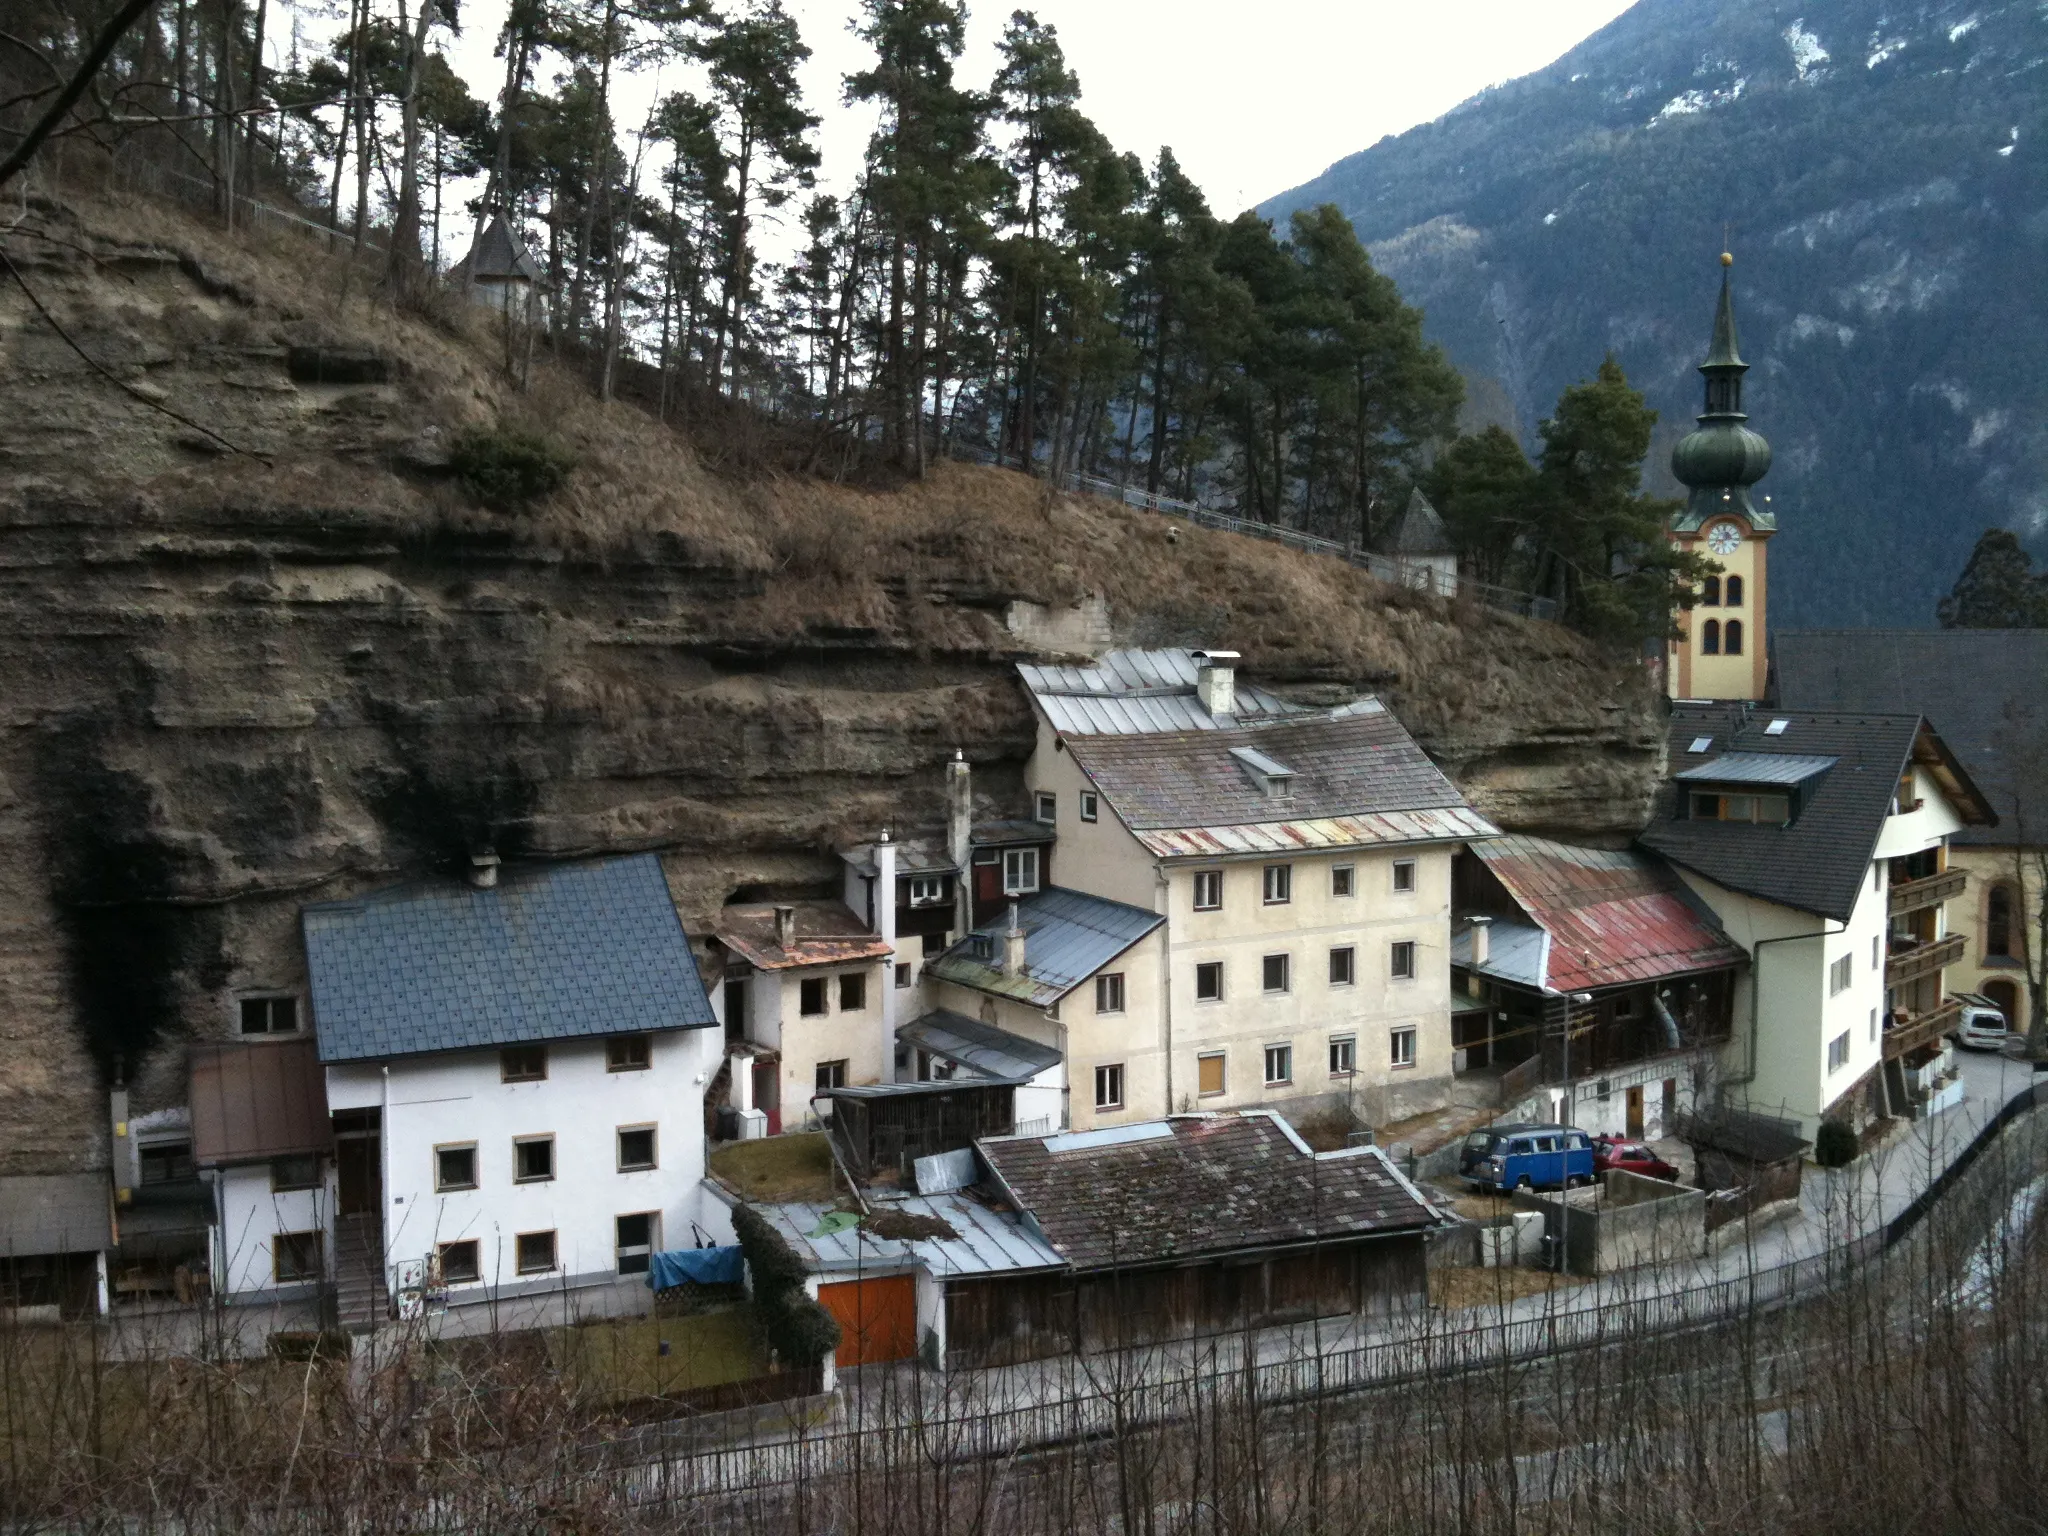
[{"left": 1266, "top": 0, "right": 2048, "bottom": 626}]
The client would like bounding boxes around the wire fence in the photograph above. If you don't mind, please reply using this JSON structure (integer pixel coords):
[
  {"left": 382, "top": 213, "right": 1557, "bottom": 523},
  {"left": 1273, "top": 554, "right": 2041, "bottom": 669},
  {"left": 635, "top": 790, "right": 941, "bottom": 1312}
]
[
  {"left": 109, "top": 148, "right": 388, "bottom": 256},
  {"left": 942, "top": 441, "right": 1560, "bottom": 622}
]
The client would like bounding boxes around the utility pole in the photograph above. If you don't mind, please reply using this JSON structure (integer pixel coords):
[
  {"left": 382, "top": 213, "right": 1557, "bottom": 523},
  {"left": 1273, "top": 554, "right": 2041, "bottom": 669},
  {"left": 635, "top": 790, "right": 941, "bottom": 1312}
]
[{"left": 1555, "top": 989, "right": 1594, "bottom": 1273}]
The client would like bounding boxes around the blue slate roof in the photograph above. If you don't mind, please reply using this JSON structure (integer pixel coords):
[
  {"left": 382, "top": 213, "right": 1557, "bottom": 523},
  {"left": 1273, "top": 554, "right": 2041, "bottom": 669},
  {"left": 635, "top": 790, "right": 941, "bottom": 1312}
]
[
  {"left": 303, "top": 853, "right": 716, "bottom": 1065},
  {"left": 922, "top": 887, "right": 1163, "bottom": 1009}
]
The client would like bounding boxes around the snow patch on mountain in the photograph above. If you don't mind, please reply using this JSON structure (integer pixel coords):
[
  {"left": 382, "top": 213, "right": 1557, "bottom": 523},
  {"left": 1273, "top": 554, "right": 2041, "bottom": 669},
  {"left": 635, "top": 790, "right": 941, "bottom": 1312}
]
[
  {"left": 1968, "top": 410, "right": 2010, "bottom": 449},
  {"left": 1784, "top": 21, "right": 1831, "bottom": 80},
  {"left": 1787, "top": 313, "right": 1858, "bottom": 346},
  {"left": 1652, "top": 79, "right": 1747, "bottom": 123}
]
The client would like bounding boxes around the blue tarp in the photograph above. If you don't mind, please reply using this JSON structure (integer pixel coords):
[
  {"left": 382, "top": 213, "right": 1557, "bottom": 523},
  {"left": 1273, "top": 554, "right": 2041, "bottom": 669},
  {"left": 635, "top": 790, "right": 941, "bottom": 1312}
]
[{"left": 647, "top": 1246, "right": 745, "bottom": 1291}]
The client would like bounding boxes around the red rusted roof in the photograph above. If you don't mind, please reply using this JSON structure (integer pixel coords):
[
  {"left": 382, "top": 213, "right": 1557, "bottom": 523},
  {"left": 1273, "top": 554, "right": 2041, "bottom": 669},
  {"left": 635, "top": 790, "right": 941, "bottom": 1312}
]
[
  {"left": 1473, "top": 836, "right": 1744, "bottom": 995},
  {"left": 715, "top": 901, "right": 891, "bottom": 971}
]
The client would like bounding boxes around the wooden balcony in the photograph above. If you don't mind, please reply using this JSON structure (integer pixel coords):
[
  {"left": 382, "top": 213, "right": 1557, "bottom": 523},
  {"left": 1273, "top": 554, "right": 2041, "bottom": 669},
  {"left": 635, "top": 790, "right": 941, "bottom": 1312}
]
[
  {"left": 1883, "top": 999, "right": 1962, "bottom": 1061},
  {"left": 1885, "top": 933, "right": 1966, "bottom": 989},
  {"left": 1889, "top": 868, "right": 1966, "bottom": 917}
]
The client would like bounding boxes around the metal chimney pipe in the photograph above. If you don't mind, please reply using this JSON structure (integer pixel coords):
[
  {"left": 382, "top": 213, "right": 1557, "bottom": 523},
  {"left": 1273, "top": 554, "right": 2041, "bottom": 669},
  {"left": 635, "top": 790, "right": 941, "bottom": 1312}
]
[{"left": 469, "top": 848, "right": 500, "bottom": 889}]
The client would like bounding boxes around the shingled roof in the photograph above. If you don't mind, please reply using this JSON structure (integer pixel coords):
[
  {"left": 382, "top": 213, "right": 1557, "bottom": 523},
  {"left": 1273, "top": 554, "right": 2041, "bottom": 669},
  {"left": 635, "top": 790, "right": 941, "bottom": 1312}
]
[
  {"left": 715, "top": 901, "right": 892, "bottom": 971},
  {"left": 303, "top": 853, "right": 716, "bottom": 1064},
  {"left": 1460, "top": 836, "right": 1743, "bottom": 994},
  {"left": 1639, "top": 705, "right": 1994, "bottom": 923},
  {"left": 1064, "top": 705, "right": 1497, "bottom": 857},
  {"left": 1774, "top": 628, "right": 2047, "bottom": 848},
  {"left": 979, "top": 1114, "right": 1438, "bottom": 1269},
  {"left": 1382, "top": 488, "right": 1455, "bottom": 556}
]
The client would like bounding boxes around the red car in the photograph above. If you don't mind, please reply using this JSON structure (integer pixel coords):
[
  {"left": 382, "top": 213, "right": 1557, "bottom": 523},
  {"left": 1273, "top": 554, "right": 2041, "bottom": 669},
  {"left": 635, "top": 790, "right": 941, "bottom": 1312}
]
[{"left": 1593, "top": 1136, "right": 1680, "bottom": 1182}]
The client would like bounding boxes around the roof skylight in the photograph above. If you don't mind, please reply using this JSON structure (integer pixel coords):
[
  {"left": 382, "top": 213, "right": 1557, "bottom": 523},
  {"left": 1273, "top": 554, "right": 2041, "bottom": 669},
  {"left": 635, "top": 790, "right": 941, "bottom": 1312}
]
[
  {"left": 1764, "top": 719, "right": 1790, "bottom": 736},
  {"left": 1687, "top": 736, "right": 1713, "bottom": 753}
]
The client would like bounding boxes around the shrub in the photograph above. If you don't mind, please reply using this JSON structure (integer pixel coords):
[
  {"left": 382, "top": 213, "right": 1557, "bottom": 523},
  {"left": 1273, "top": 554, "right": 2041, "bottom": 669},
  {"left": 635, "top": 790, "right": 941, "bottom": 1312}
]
[
  {"left": 1814, "top": 1119, "right": 1859, "bottom": 1168},
  {"left": 450, "top": 427, "right": 576, "bottom": 510},
  {"left": 732, "top": 1204, "right": 841, "bottom": 1366}
]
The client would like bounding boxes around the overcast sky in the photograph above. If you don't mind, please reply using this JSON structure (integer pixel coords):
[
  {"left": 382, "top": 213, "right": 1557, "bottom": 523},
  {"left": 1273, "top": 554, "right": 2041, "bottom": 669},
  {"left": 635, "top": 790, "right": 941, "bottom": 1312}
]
[{"left": 404, "top": 0, "right": 1636, "bottom": 219}]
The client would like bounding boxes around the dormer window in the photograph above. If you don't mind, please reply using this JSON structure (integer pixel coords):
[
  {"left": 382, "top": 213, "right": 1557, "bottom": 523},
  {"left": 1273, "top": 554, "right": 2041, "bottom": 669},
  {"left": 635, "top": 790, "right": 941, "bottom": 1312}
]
[
  {"left": 907, "top": 875, "right": 948, "bottom": 907},
  {"left": 1229, "top": 746, "right": 1296, "bottom": 800},
  {"left": 1688, "top": 791, "right": 1790, "bottom": 825}
]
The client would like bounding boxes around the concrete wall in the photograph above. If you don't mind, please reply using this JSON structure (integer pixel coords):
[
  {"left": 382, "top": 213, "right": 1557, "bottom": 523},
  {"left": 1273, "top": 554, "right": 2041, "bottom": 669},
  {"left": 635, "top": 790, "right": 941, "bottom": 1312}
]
[
  {"left": 1515, "top": 1172, "right": 1707, "bottom": 1275},
  {"left": 328, "top": 1026, "right": 723, "bottom": 1301}
]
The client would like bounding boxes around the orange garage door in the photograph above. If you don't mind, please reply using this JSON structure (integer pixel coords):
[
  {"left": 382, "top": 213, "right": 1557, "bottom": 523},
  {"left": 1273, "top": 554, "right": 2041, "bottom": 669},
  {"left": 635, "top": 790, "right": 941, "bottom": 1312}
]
[{"left": 817, "top": 1274, "right": 918, "bottom": 1367}]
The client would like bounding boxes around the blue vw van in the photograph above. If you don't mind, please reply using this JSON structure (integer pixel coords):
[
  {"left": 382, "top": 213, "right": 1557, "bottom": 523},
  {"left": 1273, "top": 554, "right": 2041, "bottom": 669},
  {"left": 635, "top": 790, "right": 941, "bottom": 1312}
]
[{"left": 1460, "top": 1124, "right": 1596, "bottom": 1193}]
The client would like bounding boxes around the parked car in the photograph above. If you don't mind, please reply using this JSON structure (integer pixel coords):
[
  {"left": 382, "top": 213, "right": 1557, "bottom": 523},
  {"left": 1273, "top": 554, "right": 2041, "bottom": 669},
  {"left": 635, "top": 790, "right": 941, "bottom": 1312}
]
[
  {"left": 1460, "top": 1124, "right": 1596, "bottom": 1193},
  {"left": 1593, "top": 1136, "right": 1680, "bottom": 1182},
  {"left": 1948, "top": 993, "right": 2012, "bottom": 1051}
]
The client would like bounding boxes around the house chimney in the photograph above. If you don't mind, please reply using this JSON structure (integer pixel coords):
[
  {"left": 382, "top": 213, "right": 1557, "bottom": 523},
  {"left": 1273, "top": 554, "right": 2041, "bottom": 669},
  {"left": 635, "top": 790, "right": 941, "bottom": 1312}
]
[
  {"left": 947, "top": 750, "right": 973, "bottom": 935},
  {"left": 1194, "top": 650, "right": 1240, "bottom": 719},
  {"left": 774, "top": 904, "right": 797, "bottom": 952},
  {"left": 1468, "top": 915, "right": 1492, "bottom": 968},
  {"left": 469, "top": 848, "right": 500, "bottom": 889},
  {"left": 1001, "top": 903, "right": 1027, "bottom": 978}
]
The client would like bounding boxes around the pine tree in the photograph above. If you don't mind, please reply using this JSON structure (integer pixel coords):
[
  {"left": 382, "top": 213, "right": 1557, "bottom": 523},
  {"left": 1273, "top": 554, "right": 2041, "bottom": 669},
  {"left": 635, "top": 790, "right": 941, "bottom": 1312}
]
[{"left": 1937, "top": 530, "right": 2048, "bottom": 628}]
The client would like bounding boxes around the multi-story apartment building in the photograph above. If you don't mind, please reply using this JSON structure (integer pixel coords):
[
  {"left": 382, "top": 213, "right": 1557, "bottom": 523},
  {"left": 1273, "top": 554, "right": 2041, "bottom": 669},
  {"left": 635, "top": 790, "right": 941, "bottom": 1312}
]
[{"left": 1640, "top": 704, "right": 1995, "bottom": 1137}]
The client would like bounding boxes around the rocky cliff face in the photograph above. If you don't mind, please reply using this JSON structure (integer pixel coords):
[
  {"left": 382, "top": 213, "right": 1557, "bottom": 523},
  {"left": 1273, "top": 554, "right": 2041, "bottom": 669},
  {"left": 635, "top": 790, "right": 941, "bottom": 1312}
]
[{"left": 0, "top": 184, "right": 1663, "bottom": 1174}]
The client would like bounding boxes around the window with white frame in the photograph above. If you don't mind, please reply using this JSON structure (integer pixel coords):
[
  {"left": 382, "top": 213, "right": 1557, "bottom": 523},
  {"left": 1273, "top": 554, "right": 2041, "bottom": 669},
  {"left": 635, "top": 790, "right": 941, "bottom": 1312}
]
[
  {"left": 1390, "top": 941, "right": 1417, "bottom": 981},
  {"left": 907, "top": 875, "right": 947, "bottom": 906},
  {"left": 1035, "top": 792, "right": 1057, "bottom": 823},
  {"left": 1195, "top": 961, "right": 1224, "bottom": 1001},
  {"left": 1193, "top": 869, "right": 1223, "bottom": 911},
  {"left": 1263, "top": 1044, "right": 1292, "bottom": 1085},
  {"left": 1392, "top": 859, "right": 1417, "bottom": 894},
  {"left": 1828, "top": 954, "right": 1853, "bottom": 995},
  {"left": 1827, "top": 1031, "right": 1850, "bottom": 1073},
  {"left": 1263, "top": 864, "right": 1292, "bottom": 905},
  {"left": 1003, "top": 846, "right": 1040, "bottom": 895},
  {"left": 815, "top": 1058, "right": 848, "bottom": 1091},
  {"left": 1331, "top": 864, "right": 1355, "bottom": 898},
  {"left": 1080, "top": 791, "right": 1099, "bottom": 822},
  {"left": 1329, "top": 946, "right": 1355, "bottom": 986},
  {"left": 1095, "top": 972, "right": 1126, "bottom": 1014},
  {"left": 1094, "top": 1063, "right": 1124, "bottom": 1110},
  {"left": 616, "top": 1212, "right": 659, "bottom": 1275},
  {"left": 1329, "top": 1035, "right": 1356, "bottom": 1076},
  {"left": 1262, "top": 953, "right": 1290, "bottom": 993},
  {"left": 1391, "top": 1026, "right": 1418, "bottom": 1069}
]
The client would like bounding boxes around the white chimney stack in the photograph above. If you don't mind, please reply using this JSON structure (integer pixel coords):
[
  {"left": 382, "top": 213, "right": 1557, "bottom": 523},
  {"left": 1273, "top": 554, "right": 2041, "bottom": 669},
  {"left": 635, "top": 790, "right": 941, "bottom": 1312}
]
[
  {"left": 774, "top": 904, "right": 797, "bottom": 951},
  {"left": 469, "top": 848, "right": 500, "bottom": 889},
  {"left": 1194, "top": 650, "right": 1240, "bottom": 719},
  {"left": 947, "top": 750, "right": 973, "bottom": 935},
  {"left": 1468, "top": 915, "right": 1492, "bottom": 968},
  {"left": 1001, "top": 902, "right": 1027, "bottom": 978}
]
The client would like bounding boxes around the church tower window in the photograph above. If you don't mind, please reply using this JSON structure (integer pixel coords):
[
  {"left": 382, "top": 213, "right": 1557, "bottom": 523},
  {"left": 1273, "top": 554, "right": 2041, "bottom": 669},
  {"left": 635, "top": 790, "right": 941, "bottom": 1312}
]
[
  {"left": 1701, "top": 576, "right": 1721, "bottom": 606},
  {"left": 1724, "top": 620, "right": 1744, "bottom": 656},
  {"left": 1725, "top": 574, "right": 1743, "bottom": 607},
  {"left": 1702, "top": 620, "right": 1721, "bottom": 655}
]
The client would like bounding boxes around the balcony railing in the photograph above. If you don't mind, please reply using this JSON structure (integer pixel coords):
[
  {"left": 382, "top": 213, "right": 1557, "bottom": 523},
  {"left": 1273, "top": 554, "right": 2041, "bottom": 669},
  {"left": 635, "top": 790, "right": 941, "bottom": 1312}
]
[
  {"left": 1885, "top": 932, "right": 1967, "bottom": 988},
  {"left": 1882, "top": 999, "right": 1962, "bottom": 1061},
  {"left": 1889, "top": 868, "right": 1966, "bottom": 917}
]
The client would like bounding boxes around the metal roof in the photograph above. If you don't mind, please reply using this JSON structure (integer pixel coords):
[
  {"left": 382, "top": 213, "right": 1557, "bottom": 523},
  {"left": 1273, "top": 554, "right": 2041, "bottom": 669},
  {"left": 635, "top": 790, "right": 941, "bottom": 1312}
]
[
  {"left": 1064, "top": 709, "right": 1496, "bottom": 852},
  {"left": 716, "top": 901, "right": 892, "bottom": 971},
  {"left": 0, "top": 1174, "right": 112, "bottom": 1255},
  {"left": 1450, "top": 919, "right": 1550, "bottom": 990},
  {"left": 1461, "top": 836, "right": 1745, "bottom": 995},
  {"left": 189, "top": 1038, "right": 332, "bottom": 1168},
  {"left": 840, "top": 837, "right": 956, "bottom": 877},
  {"left": 303, "top": 853, "right": 717, "bottom": 1064},
  {"left": 757, "top": 1193, "right": 1065, "bottom": 1277},
  {"left": 898, "top": 1010, "right": 1061, "bottom": 1082},
  {"left": 1672, "top": 752, "right": 1839, "bottom": 786},
  {"left": 1019, "top": 648, "right": 1309, "bottom": 736},
  {"left": 922, "top": 887, "right": 1164, "bottom": 1008},
  {"left": 1382, "top": 488, "right": 1455, "bottom": 556},
  {"left": 1131, "top": 805, "right": 1500, "bottom": 859},
  {"left": 454, "top": 212, "right": 543, "bottom": 283}
]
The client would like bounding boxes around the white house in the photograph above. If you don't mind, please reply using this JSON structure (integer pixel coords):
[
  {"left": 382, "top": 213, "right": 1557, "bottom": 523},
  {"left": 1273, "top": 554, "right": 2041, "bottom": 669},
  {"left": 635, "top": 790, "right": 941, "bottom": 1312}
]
[
  {"left": 1640, "top": 705, "right": 1996, "bottom": 1138},
  {"left": 298, "top": 852, "right": 724, "bottom": 1327}
]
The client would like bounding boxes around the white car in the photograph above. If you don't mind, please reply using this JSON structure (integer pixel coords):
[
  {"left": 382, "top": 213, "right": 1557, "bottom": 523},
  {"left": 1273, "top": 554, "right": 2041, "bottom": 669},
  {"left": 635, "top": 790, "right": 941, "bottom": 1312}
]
[{"left": 1949, "top": 993, "right": 2012, "bottom": 1051}]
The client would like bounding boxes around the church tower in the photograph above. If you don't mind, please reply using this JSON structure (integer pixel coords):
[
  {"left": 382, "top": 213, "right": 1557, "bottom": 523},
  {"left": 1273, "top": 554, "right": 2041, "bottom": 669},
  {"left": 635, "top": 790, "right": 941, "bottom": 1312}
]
[{"left": 1667, "top": 254, "right": 1774, "bottom": 702}]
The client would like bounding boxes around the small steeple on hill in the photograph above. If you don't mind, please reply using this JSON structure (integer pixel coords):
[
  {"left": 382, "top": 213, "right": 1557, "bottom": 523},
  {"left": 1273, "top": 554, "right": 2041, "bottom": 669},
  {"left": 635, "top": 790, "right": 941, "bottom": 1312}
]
[{"left": 1265, "top": 0, "right": 2048, "bottom": 626}]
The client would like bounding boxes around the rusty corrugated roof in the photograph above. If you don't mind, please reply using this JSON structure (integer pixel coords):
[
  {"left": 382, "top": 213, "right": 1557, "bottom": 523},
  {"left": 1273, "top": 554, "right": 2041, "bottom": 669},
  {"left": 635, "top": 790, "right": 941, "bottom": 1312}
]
[
  {"left": 716, "top": 901, "right": 892, "bottom": 971},
  {"left": 1470, "top": 836, "right": 1745, "bottom": 995},
  {"left": 189, "top": 1038, "right": 332, "bottom": 1168}
]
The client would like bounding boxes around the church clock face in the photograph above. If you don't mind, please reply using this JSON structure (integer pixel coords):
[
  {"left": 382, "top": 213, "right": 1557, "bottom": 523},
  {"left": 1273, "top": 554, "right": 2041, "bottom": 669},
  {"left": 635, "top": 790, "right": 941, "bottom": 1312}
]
[{"left": 1706, "top": 522, "right": 1743, "bottom": 556}]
